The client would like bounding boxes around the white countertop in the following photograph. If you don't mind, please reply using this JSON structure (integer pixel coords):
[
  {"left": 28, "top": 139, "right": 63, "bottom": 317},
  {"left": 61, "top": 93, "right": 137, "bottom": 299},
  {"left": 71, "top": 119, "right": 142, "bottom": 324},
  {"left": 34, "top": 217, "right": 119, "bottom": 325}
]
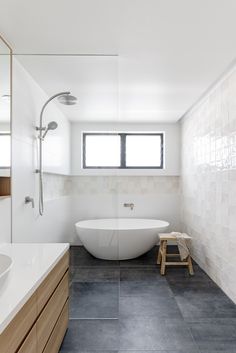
[{"left": 0, "top": 243, "right": 69, "bottom": 334}]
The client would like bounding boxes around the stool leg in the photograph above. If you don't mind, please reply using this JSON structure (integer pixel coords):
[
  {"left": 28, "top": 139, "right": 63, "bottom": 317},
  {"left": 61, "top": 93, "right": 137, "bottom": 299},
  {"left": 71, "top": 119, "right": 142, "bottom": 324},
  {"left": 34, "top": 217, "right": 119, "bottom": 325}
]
[
  {"left": 157, "top": 241, "right": 162, "bottom": 264},
  {"left": 187, "top": 255, "right": 194, "bottom": 275},
  {"left": 160, "top": 240, "right": 167, "bottom": 275}
]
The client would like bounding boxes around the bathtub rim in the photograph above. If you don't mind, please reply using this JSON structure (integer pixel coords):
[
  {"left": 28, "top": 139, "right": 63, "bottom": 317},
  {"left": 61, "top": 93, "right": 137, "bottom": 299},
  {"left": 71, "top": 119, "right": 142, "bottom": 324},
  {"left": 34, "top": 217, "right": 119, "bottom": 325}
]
[{"left": 75, "top": 218, "right": 170, "bottom": 231}]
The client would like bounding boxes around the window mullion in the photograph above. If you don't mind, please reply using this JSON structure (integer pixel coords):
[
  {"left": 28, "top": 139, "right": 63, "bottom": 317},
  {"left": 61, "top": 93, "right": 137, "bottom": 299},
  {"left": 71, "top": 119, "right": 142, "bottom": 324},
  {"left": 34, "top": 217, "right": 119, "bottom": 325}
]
[{"left": 120, "top": 134, "right": 126, "bottom": 168}]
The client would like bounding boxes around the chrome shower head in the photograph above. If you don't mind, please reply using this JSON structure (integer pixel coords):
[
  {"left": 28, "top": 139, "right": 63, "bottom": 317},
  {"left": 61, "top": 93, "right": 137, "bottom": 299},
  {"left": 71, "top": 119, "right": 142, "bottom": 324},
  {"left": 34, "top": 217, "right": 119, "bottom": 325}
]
[
  {"left": 42, "top": 121, "right": 58, "bottom": 139},
  {"left": 57, "top": 94, "right": 77, "bottom": 105}
]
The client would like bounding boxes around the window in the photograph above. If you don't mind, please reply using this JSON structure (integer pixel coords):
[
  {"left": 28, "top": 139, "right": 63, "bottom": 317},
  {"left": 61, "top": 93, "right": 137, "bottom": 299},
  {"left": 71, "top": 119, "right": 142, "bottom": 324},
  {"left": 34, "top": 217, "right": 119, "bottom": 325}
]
[
  {"left": 0, "top": 133, "right": 10, "bottom": 168},
  {"left": 83, "top": 132, "right": 164, "bottom": 169}
]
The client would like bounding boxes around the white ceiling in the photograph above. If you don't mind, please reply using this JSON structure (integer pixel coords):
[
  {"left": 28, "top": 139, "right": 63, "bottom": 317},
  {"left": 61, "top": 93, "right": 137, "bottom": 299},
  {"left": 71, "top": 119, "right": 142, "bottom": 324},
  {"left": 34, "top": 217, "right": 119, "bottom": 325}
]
[
  {"left": 17, "top": 55, "right": 119, "bottom": 122},
  {"left": 1, "top": 0, "right": 236, "bottom": 122}
]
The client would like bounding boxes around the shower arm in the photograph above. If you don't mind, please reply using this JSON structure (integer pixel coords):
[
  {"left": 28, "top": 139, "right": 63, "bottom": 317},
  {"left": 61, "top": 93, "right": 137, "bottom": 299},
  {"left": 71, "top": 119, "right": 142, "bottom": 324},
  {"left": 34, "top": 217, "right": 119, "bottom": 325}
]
[{"left": 37, "top": 91, "right": 70, "bottom": 135}]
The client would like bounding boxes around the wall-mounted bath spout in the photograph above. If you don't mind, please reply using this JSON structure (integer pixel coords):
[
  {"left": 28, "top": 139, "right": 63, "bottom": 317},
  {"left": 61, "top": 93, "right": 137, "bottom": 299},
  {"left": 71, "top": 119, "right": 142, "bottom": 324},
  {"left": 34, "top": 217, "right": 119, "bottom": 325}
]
[
  {"left": 36, "top": 91, "right": 77, "bottom": 216},
  {"left": 124, "top": 203, "right": 134, "bottom": 210}
]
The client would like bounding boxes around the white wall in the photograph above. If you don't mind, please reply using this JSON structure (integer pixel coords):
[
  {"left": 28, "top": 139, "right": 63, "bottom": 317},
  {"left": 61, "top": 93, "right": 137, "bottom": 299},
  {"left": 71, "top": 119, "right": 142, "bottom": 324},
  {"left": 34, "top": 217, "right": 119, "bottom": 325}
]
[
  {"left": 0, "top": 103, "right": 11, "bottom": 243},
  {"left": 12, "top": 58, "right": 73, "bottom": 243},
  {"left": 181, "top": 65, "right": 236, "bottom": 303},
  {"left": 69, "top": 122, "right": 181, "bottom": 244},
  {"left": 0, "top": 197, "right": 11, "bottom": 243},
  {"left": 71, "top": 122, "right": 180, "bottom": 176},
  {"left": 70, "top": 175, "right": 180, "bottom": 244}
]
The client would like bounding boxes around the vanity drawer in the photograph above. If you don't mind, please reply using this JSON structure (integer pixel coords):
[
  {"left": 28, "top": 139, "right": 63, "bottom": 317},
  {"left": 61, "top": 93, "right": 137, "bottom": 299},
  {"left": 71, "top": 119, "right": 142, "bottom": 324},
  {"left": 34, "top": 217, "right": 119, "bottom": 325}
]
[
  {"left": 43, "top": 300, "right": 69, "bottom": 353},
  {"left": 0, "top": 293, "right": 37, "bottom": 353},
  {"left": 17, "top": 326, "right": 37, "bottom": 353},
  {"left": 36, "top": 271, "right": 69, "bottom": 352},
  {"left": 37, "top": 251, "right": 69, "bottom": 314}
]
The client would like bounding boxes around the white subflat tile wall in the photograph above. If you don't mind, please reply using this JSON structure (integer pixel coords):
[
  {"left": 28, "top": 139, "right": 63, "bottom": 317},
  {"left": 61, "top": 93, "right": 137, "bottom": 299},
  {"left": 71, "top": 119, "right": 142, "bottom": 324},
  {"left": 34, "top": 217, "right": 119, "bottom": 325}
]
[
  {"left": 181, "top": 66, "right": 236, "bottom": 303},
  {"left": 43, "top": 173, "right": 72, "bottom": 201},
  {"left": 70, "top": 176, "right": 179, "bottom": 194}
]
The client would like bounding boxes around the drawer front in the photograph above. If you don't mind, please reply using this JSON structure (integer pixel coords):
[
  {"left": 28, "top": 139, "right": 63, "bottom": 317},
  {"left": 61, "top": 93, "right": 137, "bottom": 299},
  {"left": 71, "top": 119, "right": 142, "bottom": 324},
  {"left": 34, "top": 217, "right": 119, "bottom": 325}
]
[
  {"left": 43, "top": 301, "right": 69, "bottom": 353},
  {"left": 17, "top": 326, "right": 37, "bottom": 353},
  {"left": 0, "top": 293, "right": 37, "bottom": 353},
  {"left": 37, "top": 251, "right": 69, "bottom": 314},
  {"left": 36, "top": 272, "right": 69, "bottom": 352}
]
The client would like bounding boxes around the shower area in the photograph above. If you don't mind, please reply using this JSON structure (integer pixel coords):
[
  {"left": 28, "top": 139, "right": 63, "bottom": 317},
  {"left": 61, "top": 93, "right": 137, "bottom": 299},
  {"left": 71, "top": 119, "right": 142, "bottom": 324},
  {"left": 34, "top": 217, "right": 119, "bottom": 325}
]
[{"left": 11, "top": 54, "right": 180, "bottom": 250}]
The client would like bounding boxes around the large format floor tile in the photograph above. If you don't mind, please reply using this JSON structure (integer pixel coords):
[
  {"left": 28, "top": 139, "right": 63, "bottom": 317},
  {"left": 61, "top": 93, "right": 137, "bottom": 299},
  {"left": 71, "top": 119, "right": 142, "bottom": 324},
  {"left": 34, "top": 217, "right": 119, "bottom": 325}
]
[
  {"left": 70, "top": 282, "right": 119, "bottom": 318},
  {"left": 119, "top": 247, "right": 159, "bottom": 267},
  {"left": 119, "top": 351, "right": 199, "bottom": 353},
  {"left": 60, "top": 319, "right": 119, "bottom": 351},
  {"left": 120, "top": 267, "right": 168, "bottom": 282},
  {"left": 72, "top": 267, "right": 120, "bottom": 282},
  {"left": 119, "top": 318, "right": 198, "bottom": 351},
  {"left": 189, "top": 318, "right": 236, "bottom": 350},
  {"left": 119, "top": 296, "right": 182, "bottom": 318},
  {"left": 60, "top": 351, "right": 118, "bottom": 353},
  {"left": 120, "top": 280, "right": 173, "bottom": 297},
  {"left": 70, "top": 246, "right": 119, "bottom": 267},
  {"left": 120, "top": 268, "right": 173, "bottom": 297},
  {"left": 175, "top": 291, "right": 236, "bottom": 319}
]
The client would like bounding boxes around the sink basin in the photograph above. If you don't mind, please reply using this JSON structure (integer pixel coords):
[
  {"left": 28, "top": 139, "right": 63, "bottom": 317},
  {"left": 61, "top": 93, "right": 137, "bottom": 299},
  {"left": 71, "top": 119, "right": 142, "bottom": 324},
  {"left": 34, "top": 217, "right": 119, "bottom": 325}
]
[{"left": 0, "top": 254, "right": 12, "bottom": 291}]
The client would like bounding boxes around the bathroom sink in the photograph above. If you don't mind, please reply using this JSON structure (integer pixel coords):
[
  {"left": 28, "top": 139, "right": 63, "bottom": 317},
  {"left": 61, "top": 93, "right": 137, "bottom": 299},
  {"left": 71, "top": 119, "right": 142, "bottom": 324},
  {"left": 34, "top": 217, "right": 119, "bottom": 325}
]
[{"left": 0, "top": 254, "right": 12, "bottom": 291}]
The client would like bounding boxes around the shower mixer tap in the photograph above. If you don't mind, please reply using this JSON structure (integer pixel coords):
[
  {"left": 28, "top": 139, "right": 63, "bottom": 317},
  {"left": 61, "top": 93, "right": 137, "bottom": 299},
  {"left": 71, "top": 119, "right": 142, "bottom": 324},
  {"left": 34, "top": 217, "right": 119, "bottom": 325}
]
[
  {"left": 124, "top": 203, "right": 134, "bottom": 210},
  {"left": 25, "top": 196, "right": 35, "bottom": 208}
]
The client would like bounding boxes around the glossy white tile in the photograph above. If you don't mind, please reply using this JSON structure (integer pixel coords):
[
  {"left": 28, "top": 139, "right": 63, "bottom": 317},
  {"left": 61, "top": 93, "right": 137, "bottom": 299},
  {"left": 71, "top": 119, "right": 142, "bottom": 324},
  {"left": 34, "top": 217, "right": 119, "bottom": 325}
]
[{"left": 181, "top": 63, "right": 236, "bottom": 303}]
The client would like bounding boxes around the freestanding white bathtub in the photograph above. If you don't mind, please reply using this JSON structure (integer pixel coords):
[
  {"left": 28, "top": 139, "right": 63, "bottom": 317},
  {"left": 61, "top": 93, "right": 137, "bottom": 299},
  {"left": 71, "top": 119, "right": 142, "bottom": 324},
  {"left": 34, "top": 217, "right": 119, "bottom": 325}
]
[{"left": 75, "top": 218, "right": 169, "bottom": 260}]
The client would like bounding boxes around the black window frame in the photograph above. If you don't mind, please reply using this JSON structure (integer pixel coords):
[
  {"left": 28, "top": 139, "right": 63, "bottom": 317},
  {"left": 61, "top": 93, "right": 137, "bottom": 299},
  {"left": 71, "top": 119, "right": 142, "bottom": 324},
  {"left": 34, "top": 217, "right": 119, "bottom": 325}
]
[{"left": 83, "top": 132, "right": 164, "bottom": 169}]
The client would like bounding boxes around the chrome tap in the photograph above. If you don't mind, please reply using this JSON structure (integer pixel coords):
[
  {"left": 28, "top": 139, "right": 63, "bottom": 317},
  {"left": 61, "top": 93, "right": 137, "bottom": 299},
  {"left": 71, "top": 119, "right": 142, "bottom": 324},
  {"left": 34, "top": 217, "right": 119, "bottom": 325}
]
[
  {"left": 124, "top": 203, "right": 134, "bottom": 210},
  {"left": 25, "top": 196, "right": 35, "bottom": 208}
]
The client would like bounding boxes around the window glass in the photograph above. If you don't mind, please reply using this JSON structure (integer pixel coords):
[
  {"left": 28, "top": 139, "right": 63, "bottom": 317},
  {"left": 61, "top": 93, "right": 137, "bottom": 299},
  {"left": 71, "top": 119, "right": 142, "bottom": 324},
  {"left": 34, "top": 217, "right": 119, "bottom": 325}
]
[
  {"left": 83, "top": 132, "right": 164, "bottom": 169},
  {"left": 85, "top": 134, "right": 121, "bottom": 167},
  {"left": 126, "top": 135, "right": 162, "bottom": 167}
]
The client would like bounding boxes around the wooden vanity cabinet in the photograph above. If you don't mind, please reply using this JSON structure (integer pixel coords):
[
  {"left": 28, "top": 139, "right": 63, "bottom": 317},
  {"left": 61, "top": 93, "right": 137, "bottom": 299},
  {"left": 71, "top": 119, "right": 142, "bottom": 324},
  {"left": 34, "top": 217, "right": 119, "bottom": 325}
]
[{"left": 0, "top": 251, "right": 69, "bottom": 353}]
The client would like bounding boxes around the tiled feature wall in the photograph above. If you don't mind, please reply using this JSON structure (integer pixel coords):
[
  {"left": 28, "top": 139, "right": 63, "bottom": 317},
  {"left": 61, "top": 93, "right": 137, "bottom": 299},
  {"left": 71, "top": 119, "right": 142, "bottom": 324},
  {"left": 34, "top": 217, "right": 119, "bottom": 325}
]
[
  {"left": 43, "top": 175, "right": 180, "bottom": 198},
  {"left": 181, "top": 68, "right": 236, "bottom": 302},
  {"left": 43, "top": 173, "right": 72, "bottom": 201},
  {"left": 70, "top": 176, "right": 179, "bottom": 195}
]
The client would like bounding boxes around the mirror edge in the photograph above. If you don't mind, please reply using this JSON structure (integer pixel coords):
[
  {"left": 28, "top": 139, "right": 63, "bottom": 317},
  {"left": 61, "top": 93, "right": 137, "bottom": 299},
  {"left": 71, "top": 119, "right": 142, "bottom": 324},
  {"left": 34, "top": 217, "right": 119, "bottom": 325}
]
[{"left": 0, "top": 34, "right": 12, "bottom": 243}]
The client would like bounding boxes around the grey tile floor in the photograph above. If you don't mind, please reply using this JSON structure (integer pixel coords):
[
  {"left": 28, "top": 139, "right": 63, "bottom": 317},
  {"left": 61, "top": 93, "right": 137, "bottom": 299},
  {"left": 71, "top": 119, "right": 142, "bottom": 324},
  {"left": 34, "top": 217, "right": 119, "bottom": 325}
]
[{"left": 59, "top": 246, "right": 236, "bottom": 353}]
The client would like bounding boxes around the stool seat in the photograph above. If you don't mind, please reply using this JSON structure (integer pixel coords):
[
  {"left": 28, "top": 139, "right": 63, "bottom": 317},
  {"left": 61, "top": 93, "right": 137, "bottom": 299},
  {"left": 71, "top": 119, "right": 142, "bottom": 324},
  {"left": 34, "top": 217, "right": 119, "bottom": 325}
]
[
  {"left": 157, "top": 232, "right": 194, "bottom": 276},
  {"left": 159, "top": 233, "right": 192, "bottom": 240}
]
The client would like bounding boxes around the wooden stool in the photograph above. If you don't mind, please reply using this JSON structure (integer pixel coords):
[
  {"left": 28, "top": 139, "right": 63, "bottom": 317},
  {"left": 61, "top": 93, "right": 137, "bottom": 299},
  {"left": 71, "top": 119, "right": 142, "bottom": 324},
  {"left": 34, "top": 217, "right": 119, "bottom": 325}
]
[{"left": 157, "top": 233, "right": 194, "bottom": 275}]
